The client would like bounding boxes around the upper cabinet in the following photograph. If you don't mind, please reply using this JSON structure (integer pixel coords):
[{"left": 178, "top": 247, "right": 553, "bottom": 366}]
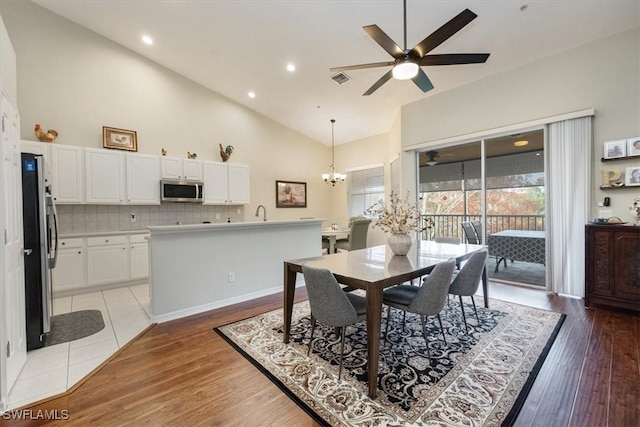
[
  {"left": 126, "top": 153, "right": 160, "bottom": 204},
  {"left": 161, "top": 156, "right": 202, "bottom": 181},
  {"left": 85, "top": 148, "right": 125, "bottom": 204},
  {"left": 203, "top": 161, "right": 250, "bottom": 205},
  {"left": 51, "top": 144, "right": 84, "bottom": 204}
]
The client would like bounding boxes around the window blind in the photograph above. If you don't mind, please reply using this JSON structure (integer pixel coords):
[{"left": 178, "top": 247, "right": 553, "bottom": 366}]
[{"left": 348, "top": 166, "right": 384, "bottom": 217}]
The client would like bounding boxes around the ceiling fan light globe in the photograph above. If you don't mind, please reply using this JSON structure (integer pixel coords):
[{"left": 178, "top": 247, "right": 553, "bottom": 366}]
[
  {"left": 426, "top": 160, "right": 438, "bottom": 166},
  {"left": 392, "top": 61, "right": 419, "bottom": 80}
]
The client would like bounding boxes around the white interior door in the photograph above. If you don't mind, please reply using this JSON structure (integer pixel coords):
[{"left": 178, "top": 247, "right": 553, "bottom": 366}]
[{"left": 2, "top": 94, "right": 26, "bottom": 392}]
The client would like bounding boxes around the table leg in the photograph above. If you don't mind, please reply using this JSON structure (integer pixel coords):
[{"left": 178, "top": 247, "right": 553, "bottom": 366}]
[
  {"left": 482, "top": 265, "right": 489, "bottom": 308},
  {"left": 283, "top": 262, "right": 297, "bottom": 343},
  {"left": 366, "top": 285, "right": 383, "bottom": 398},
  {"left": 329, "top": 235, "right": 336, "bottom": 254}
]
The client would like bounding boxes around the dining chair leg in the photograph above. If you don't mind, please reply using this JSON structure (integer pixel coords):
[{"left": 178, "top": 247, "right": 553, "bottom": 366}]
[
  {"left": 436, "top": 314, "right": 447, "bottom": 345},
  {"left": 307, "top": 315, "right": 317, "bottom": 356},
  {"left": 338, "top": 326, "right": 347, "bottom": 380},
  {"left": 419, "top": 315, "right": 432, "bottom": 363},
  {"left": 458, "top": 295, "right": 469, "bottom": 334},
  {"left": 470, "top": 296, "right": 480, "bottom": 323},
  {"left": 384, "top": 305, "right": 392, "bottom": 342}
]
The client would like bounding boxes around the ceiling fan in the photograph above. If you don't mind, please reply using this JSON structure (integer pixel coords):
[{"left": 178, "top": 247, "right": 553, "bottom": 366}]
[
  {"left": 423, "top": 150, "right": 454, "bottom": 166},
  {"left": 331, "top": 0, "right": 490, "bottom": 96}
]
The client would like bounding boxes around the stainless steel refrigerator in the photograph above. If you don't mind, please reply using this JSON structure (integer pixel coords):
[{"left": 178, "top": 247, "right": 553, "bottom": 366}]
[{"left": 21, "top": 152, "right": 58, "bottom": 351}]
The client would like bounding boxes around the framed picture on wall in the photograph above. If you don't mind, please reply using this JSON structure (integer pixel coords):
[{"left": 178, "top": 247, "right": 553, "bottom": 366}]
[
  {"left": 627, "top": 137, "right": 640, "bottom": 157},
  {"left": 276, "top": 180, "right": 307, "bottom": 208},
  {"left": 603, "top": 140, "right": 626, "bottom": 159},
  {"left": 103, "top": 126, "right": 138, "bottom": 152},
  {"left": 625, "top": 167, "right": 640, "bottom": 186}
]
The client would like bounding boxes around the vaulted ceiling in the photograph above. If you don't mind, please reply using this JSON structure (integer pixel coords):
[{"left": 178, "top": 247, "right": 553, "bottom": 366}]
[{"left": 32, "top": 1, "right": 640, "bottom": 145}]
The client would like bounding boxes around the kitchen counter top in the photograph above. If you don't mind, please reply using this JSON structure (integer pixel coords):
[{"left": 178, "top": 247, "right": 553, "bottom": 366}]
[
  {"left": 147, "top": 218, "right": 324, "bottom": 235},
  {"left": 59, "top": 229, "right": 150, "bottom": 239}
]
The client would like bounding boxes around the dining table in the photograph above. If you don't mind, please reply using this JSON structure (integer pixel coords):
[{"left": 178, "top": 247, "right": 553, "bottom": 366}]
[
  {"left": 282, "top": 240, "right": 487, "bottom": 398},
  {"left": 488, "top": 229, "right": 545, "bottom": 272},
  {"left": 320, "top": 227, "right": 350, "bottom": 253}
]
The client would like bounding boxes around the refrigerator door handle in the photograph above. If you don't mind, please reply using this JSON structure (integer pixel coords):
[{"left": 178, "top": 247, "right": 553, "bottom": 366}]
[{"left": 47, "top": 195, "right": 59, "bottom": 269}]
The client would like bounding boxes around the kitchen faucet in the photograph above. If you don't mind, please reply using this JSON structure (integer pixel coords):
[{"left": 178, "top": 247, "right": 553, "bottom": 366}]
[{"left": 255, "top": 204, "right": 267, "bottom": 222}]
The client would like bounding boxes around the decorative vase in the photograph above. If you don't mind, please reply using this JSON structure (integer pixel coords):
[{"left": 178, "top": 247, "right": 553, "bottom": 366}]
[{"left": 387, "top": 233, "right": 413, "bottom": 256}]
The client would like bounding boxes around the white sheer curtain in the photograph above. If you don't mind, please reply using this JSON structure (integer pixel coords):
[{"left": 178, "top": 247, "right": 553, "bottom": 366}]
[{"left": 546, "top": 116, "right": 592, "bottom": 296}]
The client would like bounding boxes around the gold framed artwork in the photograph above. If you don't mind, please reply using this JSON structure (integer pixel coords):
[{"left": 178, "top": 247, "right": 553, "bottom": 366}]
[
  {"left": 276, "top": 180, "right": 307, "bottom": 208},
  {"left": 102, "top": 126, "right": 138, "bottom": 152}
]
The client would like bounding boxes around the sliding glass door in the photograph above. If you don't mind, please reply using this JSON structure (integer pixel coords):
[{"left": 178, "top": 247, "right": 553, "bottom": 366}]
[{"left": 418, "top": 129, "right": 546, "bottom": 287}]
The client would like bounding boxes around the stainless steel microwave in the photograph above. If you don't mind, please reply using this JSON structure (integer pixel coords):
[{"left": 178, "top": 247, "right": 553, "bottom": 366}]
[{"left": 160, "top": 180, "right": 204, "bottom": 203}]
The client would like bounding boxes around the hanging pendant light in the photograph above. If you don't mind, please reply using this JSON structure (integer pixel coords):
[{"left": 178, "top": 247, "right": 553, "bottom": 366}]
[{"left": 322, "top": 119, "right": 346, "bottom": 186}]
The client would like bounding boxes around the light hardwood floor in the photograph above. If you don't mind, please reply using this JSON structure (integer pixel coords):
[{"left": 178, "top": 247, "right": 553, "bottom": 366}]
[{"left": 2, "top": 282, "right": 638, "bottom": 426}]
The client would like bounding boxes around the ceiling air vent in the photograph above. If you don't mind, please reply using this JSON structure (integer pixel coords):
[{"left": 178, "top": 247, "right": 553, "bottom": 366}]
[{"left": 331, "top": 72, "right": 351, "bottom": 85}]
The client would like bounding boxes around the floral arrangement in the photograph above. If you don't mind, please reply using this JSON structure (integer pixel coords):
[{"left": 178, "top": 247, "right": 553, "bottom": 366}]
[{"left": 366, "top": 191, "right": 420, "bottom": 234}]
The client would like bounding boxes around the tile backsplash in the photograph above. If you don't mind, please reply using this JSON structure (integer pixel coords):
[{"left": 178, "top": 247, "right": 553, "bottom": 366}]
[{"left": 57, "top": 204, "right": 245, "bottom": 234}]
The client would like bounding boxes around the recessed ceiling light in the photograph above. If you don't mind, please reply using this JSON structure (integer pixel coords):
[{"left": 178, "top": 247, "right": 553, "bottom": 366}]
[
  {"left": 248, "top": 91, "right": 256, "bottom": 98},
  {"left": 514, "top": 140, "right": 529, "bottom": 147},
  {"left": 286, "top": 63, "right": 296, "bottom": 72},
  {"left": 142, "top": 35, "right": 153, "bottom": 45}
]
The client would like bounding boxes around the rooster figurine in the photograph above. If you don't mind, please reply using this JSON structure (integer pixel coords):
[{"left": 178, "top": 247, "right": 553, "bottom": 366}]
[
  {"left": 219, "top": 144, "right": 234, "bottom": 162},
  {"left": 187, "top": 151, "right": 197, "bottom": 159},
  {"left": 34, "top": 124, "right": 58, "bottom": 142}
]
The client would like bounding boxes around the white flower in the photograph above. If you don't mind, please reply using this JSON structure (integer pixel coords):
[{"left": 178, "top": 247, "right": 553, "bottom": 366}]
[{"left": 366, "top": 191, "right": 420, "bottom": 234}]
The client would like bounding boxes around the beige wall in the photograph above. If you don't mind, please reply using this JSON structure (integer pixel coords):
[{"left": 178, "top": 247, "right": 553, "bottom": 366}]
[
  {"left": 400, "top": 27, "right": 640, "bottom": 219},
  {"left": 0, "top": 0, "right": 344, "bottom": 224}
]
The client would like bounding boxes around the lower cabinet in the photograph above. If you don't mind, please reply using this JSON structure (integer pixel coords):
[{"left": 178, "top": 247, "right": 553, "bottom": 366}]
[
  {"left": 53, "top": 233, "right": 149, "bottom": 292},
  {"left": 129, "top": 234, "right": 149, "bottom": 280},
  {"left": 585, "top": 224, "right": 640, "bottom": 311},
  {"left": 52, "top": 238, "right": 85, "bottom": 291},
  {"left": 87, "top": 235, "right": 129, "bottom": 286}
]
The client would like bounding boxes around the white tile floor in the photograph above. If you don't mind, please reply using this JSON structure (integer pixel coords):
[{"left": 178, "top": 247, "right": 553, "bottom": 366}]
[{"left": 7, "top": 283, "right": 152, "bottom": 410}]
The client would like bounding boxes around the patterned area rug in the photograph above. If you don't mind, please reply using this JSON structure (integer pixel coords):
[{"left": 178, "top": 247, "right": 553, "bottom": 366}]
[{"left": 215, "top": 296, "right": 564, "bottom": 426}]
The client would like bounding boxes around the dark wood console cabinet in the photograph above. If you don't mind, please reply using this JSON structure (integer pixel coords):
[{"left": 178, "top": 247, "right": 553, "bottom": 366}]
[{"left": 585, "top": 224, "right": 640, "bottom": 312}]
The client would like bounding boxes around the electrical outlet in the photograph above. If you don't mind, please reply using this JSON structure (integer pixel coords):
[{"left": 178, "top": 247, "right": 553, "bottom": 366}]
[
  {"left": 599, "top": 209, "right": 612, "bottom": 218},
  {"left": 130, "top": 213, "right": 136, "bottom": 222},
  {"left": 228, "top": 272, "right": 235, "bottom": 282},
  {"left": 215, "top": 213, "right": 220, "bottom": 220},
  {"left": 236, "top": 209, "right": 242, "bottom": 215}
]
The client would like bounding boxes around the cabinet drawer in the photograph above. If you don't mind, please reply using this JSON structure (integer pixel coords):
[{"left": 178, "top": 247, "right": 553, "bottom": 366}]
[
  {"left": 59, "top": 237, "right": 84, "bottom": 249},
  {"left": 87, "top": 235, "right": 128, "bottom": 247},
  {"left": 129, "top": 234, "right": 149, "bottom": 244}
]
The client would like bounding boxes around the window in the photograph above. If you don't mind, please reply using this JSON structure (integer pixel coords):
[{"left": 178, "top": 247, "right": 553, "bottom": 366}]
[{"left": 348, "top": 165, "right": 384, "bottom": 218}]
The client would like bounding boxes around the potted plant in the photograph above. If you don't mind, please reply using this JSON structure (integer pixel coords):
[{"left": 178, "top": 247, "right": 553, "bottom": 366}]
[{"left": 366, "top": 191, "right": 420, "bottom": 255}]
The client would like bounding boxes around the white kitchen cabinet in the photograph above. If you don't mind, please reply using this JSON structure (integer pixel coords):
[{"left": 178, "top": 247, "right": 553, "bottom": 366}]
[
  {"left": 161, "top": 156, "right": 202, "bottom": 181},
  {"left": 129, "top": 234, "right": 149, "bottom": 279},
  {"left": 203, "top": 161, "right": 250, "bottom": 205},
  {"left": 50, "top": 144, "right": 84, "bottom": 203},
  {"left": 86, "top": 235, "right": 129, "bottom": 285},
  {"left": 20, "top": 140, "right": 52, "bottom": 183},
  {"left": 227, "top": 164, "right": 250, "bottom": 204},
  {"left": 52, "top": 238, "right": 85, "bottom": 292},
  {"left": 85, "top": 148, "right": 125, "bottom": 204},
  {"left": 126, "top": 153, "right": 160, "bottom": 204}
]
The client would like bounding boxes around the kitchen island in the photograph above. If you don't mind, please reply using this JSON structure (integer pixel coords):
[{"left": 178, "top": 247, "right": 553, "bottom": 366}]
[{"left": 148, "top": 219, "right": 323, "bottom": 322}]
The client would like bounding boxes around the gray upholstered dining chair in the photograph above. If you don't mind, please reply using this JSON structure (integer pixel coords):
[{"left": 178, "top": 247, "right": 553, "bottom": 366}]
[
  {"left": 461, "top": 221, "right": 480, "bottom": 244},
  {"left": 471, "top": 220, "right": 483, "bottom": 244},
  {"left": 448, "top": 249, "right": 488, "bottom": 334},
  {"left": 302, "top": 264, "right": 367, "bottom": 380},
  {"left": 334, "top": 218, "right": 372, "bottom": 253},
  {"left": 382, "top": 258, "right": 456, "bottom": 362}
]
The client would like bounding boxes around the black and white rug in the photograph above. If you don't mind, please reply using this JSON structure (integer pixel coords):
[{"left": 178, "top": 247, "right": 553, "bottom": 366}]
[
  {"left": 45, "top": 310, "right": 105, "bottom": 347},
  {"left": 216, "top": 296, "right": 564, "bottom": 426}
]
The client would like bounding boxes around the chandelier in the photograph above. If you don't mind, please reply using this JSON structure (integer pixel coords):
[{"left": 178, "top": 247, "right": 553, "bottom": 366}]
[{"left": 322, "top": 119, "right": 346, "bottom": 186}]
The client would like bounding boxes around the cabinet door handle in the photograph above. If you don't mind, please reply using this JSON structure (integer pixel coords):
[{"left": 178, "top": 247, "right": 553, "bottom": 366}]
[{"left": 78, "top": 251, "right": 82, "bottom": 254}]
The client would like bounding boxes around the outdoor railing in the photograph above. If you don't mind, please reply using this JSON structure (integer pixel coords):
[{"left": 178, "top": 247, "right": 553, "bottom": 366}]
[{"left": 420, "top": 214, "right": 545, "bottom": 242}]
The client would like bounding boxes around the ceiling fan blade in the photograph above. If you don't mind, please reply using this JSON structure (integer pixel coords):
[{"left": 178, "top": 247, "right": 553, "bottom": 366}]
[
  {"left": 363, "top": 25, "right": 404, "bottom": 58},
  {"left": 411, "top": 9, "right": 478, "bottom": 58},
  {"left": 419, "top": 53, "right": 490, "bottom": 66},
  {"left": 412, "top": 68, "right": 434, "bottom": 93},
  {"left": 330, "top": 61, "right": 395, "bottom": 72},
  {"left": 363, "top": 69, "right": 393, "bottom": 96}
]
